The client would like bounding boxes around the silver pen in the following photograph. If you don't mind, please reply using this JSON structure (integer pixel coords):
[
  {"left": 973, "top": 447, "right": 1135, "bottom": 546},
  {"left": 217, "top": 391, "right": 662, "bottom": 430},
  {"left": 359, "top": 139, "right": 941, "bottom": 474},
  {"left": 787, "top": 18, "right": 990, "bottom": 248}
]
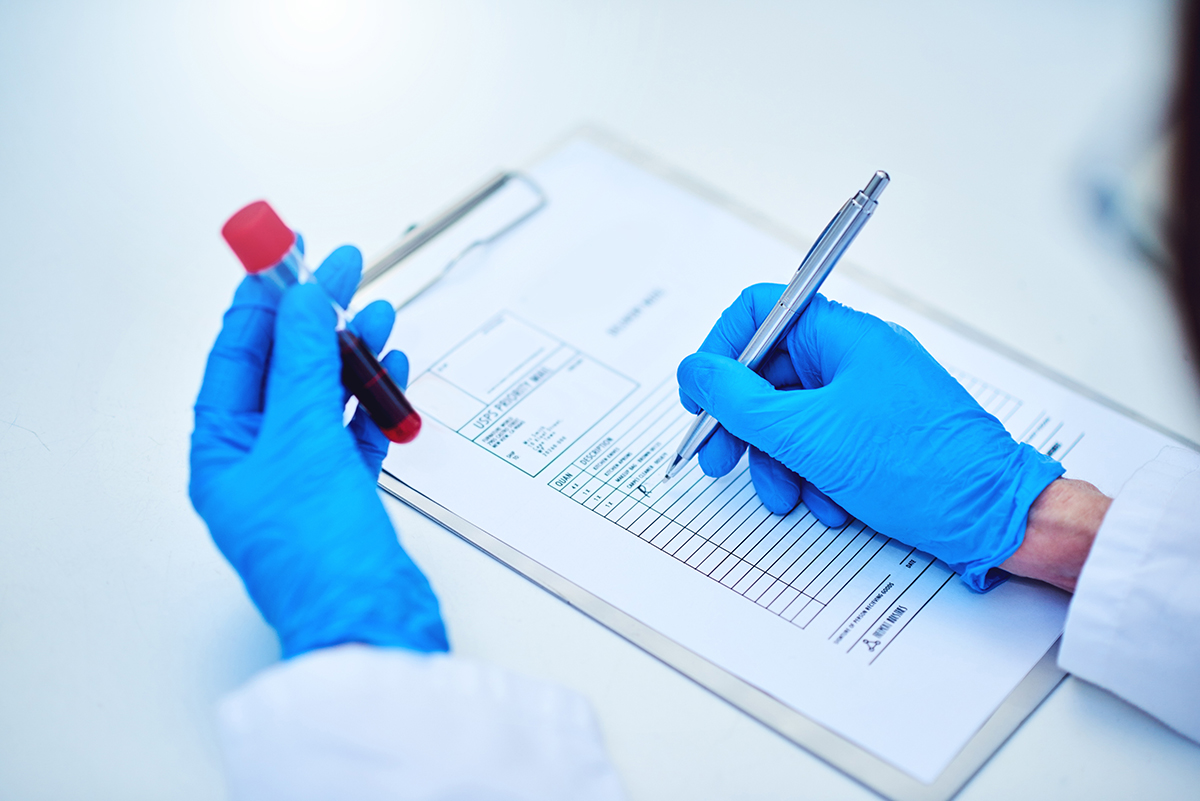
[{"left": 661, "top": 170, "right": 890, "bottom": 483}]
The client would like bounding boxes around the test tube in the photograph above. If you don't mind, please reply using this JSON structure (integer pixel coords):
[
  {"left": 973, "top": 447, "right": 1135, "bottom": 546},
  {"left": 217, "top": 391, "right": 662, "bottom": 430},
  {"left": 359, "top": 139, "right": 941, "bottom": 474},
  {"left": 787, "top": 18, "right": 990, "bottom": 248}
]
[{"left": 221, "top": 200, "right": 422, "bottom": 444}]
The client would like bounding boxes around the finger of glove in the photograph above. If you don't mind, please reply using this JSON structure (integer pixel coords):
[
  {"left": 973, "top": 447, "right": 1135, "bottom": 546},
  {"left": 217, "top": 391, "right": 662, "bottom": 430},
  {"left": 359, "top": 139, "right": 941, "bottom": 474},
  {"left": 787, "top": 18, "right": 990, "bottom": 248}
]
[
  {"left": 744, "top": 443, "right": 801, "bottom": 513},
  {"left": 349, "top": 350, "right": 410, "bottom": 476},
  {"left": 699, "top": 283, "right": 786, "bottom": 359},
  {"left": 351, "top": 299, "right": 396, "bottom": 356},
  {"left": 748, "top": 446, "right": 802, "bottom": 514},
  {"left": 313, "top": 245, "right": 363, "bottom": 309},
  {"left": 785, "top": 294, "right": 884, "bottom": 389},
  {"left": 680, "top": 283, "right": 802, "bottom": 413},
  {"left": 696, "top": 425, "right": 746, "bottom": 477},
  {"left": 757, "top": 347, "right": 803, "bottom": 389},
  {"left": 383, "top": 348, "right": 410, "bottom": 388},
  {"left": 261, "top": 283, "right": 345, "bottom": 436},
  {"left": 682, "top": 347, "right": 800, "bottom": 415},
  {"left": 195, "top": 276, "right": 279, "bottom": 414},
  {"left": 802, "top": 482, "right": 849, "bottom": 527},
  {"left": 678, "top": 351, "right": 822, "bottom": 468}
]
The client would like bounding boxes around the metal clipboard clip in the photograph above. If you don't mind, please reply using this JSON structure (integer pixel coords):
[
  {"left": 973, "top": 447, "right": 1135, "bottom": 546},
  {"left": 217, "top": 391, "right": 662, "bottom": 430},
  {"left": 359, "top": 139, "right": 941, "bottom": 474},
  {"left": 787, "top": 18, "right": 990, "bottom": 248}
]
[{"left": 354, "top": 172, "right": 547, "bottom": 313}]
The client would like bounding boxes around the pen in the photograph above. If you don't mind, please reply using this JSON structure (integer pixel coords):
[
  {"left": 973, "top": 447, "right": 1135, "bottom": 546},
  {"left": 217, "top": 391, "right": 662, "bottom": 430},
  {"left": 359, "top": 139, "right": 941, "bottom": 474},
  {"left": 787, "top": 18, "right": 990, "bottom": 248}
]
[{"left": 661, "top": 170, "right": 890, "bottom": 483}]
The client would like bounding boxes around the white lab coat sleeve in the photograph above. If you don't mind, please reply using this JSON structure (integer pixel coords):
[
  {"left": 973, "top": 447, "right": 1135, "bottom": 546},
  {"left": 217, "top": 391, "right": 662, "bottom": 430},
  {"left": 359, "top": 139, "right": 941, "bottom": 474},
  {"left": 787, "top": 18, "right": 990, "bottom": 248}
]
[
  {"left": 216, "top": 644, "right": 627, "bottom": 801},
  {"left": 1059, "top": 445, "right": 1200, "bottom": 743}
]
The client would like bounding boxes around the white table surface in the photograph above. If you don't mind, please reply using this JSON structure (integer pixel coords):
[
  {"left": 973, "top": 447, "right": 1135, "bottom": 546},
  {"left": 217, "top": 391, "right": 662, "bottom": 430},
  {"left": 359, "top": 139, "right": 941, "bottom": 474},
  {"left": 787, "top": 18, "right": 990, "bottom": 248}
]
[{"left": 3, "top": 1, "right": 1199, "bottom": 798}]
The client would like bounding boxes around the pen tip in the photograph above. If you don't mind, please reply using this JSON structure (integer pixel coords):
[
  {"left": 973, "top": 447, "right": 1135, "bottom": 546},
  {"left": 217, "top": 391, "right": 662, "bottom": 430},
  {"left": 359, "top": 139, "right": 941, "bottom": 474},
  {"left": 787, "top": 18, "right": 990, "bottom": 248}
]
[{"left": 661, "top": 455, "right": 683, "bottom": 483}]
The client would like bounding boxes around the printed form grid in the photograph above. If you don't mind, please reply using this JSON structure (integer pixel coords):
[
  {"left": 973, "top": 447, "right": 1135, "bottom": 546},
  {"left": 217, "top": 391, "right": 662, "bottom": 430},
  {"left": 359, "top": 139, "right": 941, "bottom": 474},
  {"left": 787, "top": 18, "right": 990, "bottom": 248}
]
[
  {"left": 549, "top": 385, "right": 901, "bottom": 630},
  {"left": 549, "top": 366, "right": 1076, "bottom": 645}
]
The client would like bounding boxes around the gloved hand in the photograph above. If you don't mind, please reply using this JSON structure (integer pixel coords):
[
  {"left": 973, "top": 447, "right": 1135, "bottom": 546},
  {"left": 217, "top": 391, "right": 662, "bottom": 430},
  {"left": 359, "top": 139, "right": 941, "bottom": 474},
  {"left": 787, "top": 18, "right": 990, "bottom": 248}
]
[
  {"left": 190, "top": 243, "right": 448, "bottom": 658},
  {"left": 677, "top": 283, "right": 1065, "bottom": 591}
]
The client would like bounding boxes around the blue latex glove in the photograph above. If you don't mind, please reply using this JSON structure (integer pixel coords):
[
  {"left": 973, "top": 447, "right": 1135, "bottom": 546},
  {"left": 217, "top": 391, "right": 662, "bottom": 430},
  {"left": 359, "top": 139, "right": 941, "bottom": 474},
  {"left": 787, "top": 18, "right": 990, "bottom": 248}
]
[
  {"left": 677, "top": 283, "right": 1065, "bottom": 591},
  {"left": 190, "top": 243, "right": 448, "bottom": 658}
]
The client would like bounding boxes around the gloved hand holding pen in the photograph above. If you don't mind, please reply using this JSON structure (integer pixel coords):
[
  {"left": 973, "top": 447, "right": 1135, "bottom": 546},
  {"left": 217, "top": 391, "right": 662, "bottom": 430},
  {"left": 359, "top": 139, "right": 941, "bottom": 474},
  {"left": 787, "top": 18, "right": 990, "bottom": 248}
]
[
  {"left": 677, "top": 283, "right": 1066, "bottom": 591},
  {"left": 189, "top": 242, "right": 447, "bottom": 658}
]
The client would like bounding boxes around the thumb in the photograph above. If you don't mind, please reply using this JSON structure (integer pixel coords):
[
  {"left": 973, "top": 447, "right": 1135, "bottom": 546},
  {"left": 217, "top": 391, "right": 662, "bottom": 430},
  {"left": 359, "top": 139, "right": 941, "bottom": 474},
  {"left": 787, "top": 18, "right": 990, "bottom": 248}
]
[
  {"left": 262, "top": 283, "right": 346, "bottom": 436},
  {"left": 677, "top": 351, "right": 820, "bottom": 467}
]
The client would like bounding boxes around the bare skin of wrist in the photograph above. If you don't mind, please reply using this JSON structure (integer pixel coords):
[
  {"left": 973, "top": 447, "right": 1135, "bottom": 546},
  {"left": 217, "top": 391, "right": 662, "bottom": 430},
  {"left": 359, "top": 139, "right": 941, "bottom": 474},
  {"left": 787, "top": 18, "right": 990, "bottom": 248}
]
[{"left": 999, "top": 478, "right": 1113, "bottom": 593}]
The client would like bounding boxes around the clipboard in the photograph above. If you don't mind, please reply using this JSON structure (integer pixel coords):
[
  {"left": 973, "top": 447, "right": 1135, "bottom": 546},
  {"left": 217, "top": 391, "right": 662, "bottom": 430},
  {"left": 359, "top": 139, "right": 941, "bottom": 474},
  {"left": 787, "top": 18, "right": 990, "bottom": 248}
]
[{"left": 354, "top": 128, "right": 1196, "bottom": 801}]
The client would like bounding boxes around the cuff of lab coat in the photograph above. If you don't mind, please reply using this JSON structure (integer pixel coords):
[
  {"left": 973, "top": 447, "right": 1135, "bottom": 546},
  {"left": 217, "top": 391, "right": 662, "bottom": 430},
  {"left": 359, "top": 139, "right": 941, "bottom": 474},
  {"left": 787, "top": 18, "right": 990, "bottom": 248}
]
[
  {"left": 217, "top": 644, "right": 627, "bottom": 801},
  {"left": 1059, "top": 445, "right": 1200, "bottom": 742}
]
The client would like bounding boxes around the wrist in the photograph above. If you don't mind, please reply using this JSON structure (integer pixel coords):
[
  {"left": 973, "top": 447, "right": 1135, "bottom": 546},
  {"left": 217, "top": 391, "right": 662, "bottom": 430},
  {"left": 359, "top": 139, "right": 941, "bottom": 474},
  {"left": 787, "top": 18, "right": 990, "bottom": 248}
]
[
  {"left": 1000, "top": 478, "right": 1111, "bottom": 592},
  {"left": 232, "top": 519, "right": 449, "bottom": 660},
  {"left": 275, "top": 561, "right": 449, "bottom": 660}
]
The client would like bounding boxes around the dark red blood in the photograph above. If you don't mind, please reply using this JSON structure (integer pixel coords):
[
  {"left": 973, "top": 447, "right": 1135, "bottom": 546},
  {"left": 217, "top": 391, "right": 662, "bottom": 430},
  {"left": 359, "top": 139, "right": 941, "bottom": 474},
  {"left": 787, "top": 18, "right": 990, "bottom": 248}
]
[
  {"left": 382, "top": 413, "right": 422, "bottom": 444},
  {"left": 338, "top": 329, "right": 421, "bottom": 444}
]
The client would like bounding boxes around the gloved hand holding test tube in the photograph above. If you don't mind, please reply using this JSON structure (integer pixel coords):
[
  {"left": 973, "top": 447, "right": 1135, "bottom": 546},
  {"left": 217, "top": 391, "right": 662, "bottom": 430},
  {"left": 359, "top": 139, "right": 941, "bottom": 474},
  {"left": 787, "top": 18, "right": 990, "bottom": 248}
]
[{"left": 222, "top": 201, "right": 422, "bottom": 444}]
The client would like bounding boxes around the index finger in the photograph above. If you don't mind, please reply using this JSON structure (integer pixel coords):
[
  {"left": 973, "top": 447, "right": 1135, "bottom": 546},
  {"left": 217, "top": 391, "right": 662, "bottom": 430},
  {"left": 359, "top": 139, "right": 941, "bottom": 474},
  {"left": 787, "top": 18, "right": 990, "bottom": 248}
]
[
  {"left": 313, "top": 245, "right": 363, "bottom": 309},
  {"left": 195, "top": 275, "right": 278, "bottom": 414},
  {"left": 680, "top": 283, "right": 802, "bottom": 413},
  {"left": 697, "top": 282, "right": 787, "bottom": 360}
]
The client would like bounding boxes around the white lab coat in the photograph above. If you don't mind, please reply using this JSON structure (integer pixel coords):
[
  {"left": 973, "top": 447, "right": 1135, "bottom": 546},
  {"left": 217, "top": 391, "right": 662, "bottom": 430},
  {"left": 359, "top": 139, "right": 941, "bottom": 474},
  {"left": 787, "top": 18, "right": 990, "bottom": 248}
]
[
  {"left": 1059, "top": 445, "right": 1200, "bottom": 743},
  {"left": 218, "top": 645, "right": 627, "bottom": 800},
  {"left": 218, "top": 447, "right": 1200, "bottom": 798}
]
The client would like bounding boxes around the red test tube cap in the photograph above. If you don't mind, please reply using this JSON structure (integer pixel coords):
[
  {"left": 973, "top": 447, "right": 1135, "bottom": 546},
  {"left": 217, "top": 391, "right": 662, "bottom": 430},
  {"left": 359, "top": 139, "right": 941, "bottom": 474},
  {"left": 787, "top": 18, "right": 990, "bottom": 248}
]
[{"left": 222, "top": 200, "right": 296, "bottom": 273}]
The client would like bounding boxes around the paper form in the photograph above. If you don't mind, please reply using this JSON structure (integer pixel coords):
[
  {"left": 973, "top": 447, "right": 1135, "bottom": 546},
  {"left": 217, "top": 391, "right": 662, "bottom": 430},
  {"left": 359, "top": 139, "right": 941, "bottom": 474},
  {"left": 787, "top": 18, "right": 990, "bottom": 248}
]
[{"left": 364, "top": 140, "right": 1191, "bottom": 783}]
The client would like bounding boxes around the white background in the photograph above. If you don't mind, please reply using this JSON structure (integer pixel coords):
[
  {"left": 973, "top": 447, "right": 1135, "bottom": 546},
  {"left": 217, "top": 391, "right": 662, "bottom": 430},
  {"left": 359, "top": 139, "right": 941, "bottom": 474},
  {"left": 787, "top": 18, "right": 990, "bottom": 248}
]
[{"left": 2, "top": 1, "right": 1199, "bottom": 798}]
